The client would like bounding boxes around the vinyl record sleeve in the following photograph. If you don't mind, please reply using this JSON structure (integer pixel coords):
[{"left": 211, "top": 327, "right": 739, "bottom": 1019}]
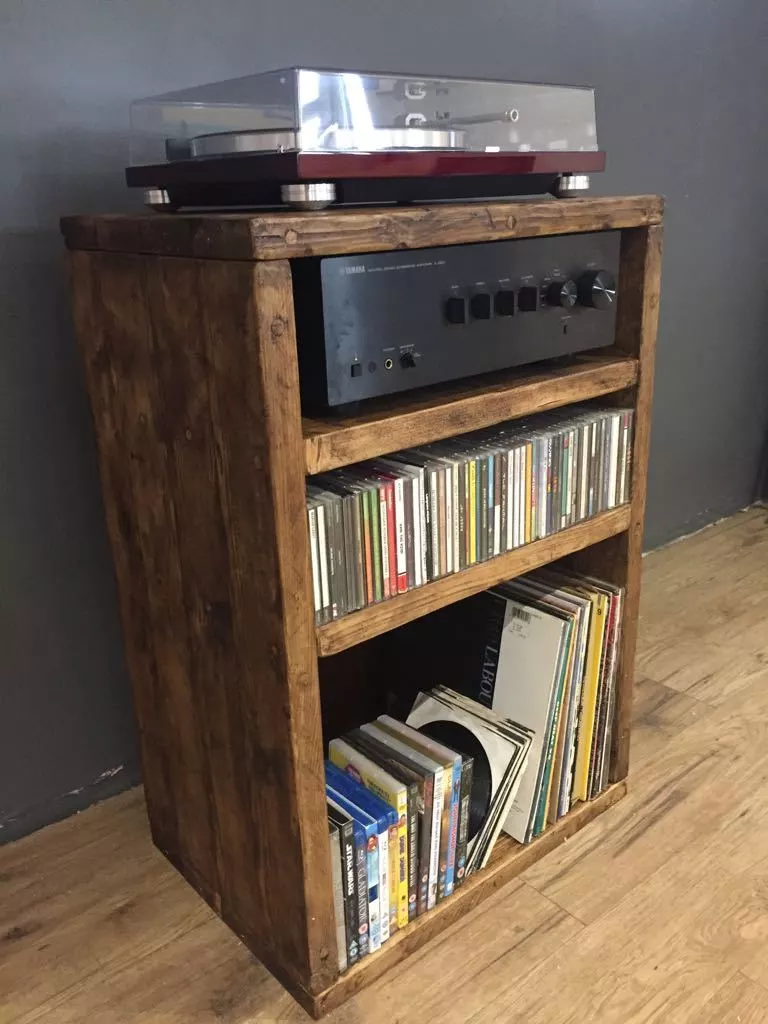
[{"left": 407, "top": 688, "right": 532, "bottom": 871}]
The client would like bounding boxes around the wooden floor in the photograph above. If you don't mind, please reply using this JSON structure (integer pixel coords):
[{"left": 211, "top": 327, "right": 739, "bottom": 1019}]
[{"left": 3, "top": 507, "right": 768, "bottom": 1024}]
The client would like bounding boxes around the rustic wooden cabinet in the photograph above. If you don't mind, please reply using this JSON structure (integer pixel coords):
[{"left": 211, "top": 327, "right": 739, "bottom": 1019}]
[{"left": 62, "top": 194, "right": 662, "bottom": 1018}]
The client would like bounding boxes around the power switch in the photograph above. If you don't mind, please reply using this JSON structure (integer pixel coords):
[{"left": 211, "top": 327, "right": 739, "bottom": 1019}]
[{"left": 350, "top": 363, "right": 363, "bottom": 378}]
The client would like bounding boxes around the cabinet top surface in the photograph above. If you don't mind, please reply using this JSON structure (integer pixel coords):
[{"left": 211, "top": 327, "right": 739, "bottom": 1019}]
[{"left": 61, "top": 193, "right": 663, "bottom": 262}]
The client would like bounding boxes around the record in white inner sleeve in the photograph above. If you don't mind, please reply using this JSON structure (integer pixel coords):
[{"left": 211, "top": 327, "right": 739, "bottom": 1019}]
[{"left": 407, "top": 688, "right": 532, "bottom": 870}]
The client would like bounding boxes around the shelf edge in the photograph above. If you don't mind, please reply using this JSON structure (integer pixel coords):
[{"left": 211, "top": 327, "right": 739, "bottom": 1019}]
[
  {"left": 316, "top": 505, "right": 631, "bottom": 656},
  {"left": 306, "top": 780, "right": 627, "bottom": 1018},
  {"left": 304, "top": 355, "right": 638, "bottom": 475},
  {"left": 62, "top": 195, "right": 662, "bottom": 261}
]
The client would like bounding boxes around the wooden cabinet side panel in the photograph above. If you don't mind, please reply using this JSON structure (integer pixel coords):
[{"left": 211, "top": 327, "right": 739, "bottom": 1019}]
[
  {"left": 69, "top": 251, "right": 337, "bottom": 997},
  {"left": 195, "top": 257, "right": 337, "bottom": 994},
  {"left": 70, "top": 250, "right": 179, "bottom": 851},
  {"left": 69, "top": 250, "right": 217, "bottom": 880},
  {"left": 563, "top": 225, "right": 662, "bottom": 782},
  {"left": 610, "top": 224, "right": 664, "bottom": 780}
]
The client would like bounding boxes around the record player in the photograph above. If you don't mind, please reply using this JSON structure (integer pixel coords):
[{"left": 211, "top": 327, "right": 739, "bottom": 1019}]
[{"left": 127, "top": 68, "right": 605, "bottom": 210}]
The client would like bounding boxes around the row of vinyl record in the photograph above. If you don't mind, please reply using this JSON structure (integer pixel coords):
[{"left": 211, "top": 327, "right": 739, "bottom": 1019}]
[
  {"left": 326, "top": 568, "right": 623, "bottom": 971},
  {"left": 459, "top": 566, "right": 624, "bottom": 832},
  {"left": 308, "top": 404, "right": 634, "bottom": 624}
]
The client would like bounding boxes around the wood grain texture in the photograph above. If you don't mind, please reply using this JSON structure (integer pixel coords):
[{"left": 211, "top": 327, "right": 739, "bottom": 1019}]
[
  {"left": 63, "top": 198, "right": 662, "bottom": 1017},
  {"left": 309, "top": 781, "right": 627, "bottom": 1018},
  {"left": 521, "top": 510, "right": 768, "bottom": 925},
  {"left": 697, "top": 973, "right": 768, "bottom": 1024},
  {"left": 630, "top": 676, "right": 708, "bottom": 768},
  {"left": 0, "top": 790, "right": 303, "bottom": 1024},
  {"left": 560, "top": 223, "right": 663, "bottom": 783},
  {"left": 68, "top": 252, "right": 337, "bottom": 998},
  {"left": 304, "top": 352, "right": 639, "bottom": 475},
  {"left": 61, "top": 193, "right": 663, "bottom": 261},
  {"left": 320, "top": 877, "right": 582, "bottom": 1024},
  {"left": 5, "top": 509, "right": 768, "bottom": 1024},
  {"left": 69, "top": 250, "right": 185, "bottom": 870},
  {"left": 608, "top": 223, "right": 664, "bottom": 781},
  {"left": 316, "top": 505, "right": 631, "bottom": 657},
  {"left": 199, "top": 257, "right": 337, "bottom": 995}
]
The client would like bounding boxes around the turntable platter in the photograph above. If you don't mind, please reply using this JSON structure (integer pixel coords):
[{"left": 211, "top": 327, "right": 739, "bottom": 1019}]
[{"left": 188, "top": 126, "right": 468, "bottom": 158}]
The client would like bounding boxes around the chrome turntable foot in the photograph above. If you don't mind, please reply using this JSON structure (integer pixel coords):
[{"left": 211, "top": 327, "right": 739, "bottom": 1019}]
[
  {"left": 143, "top": 188, "right": 178, "bottom": 212},
  {"left": 552, "top": 174, "right": 591, "bottom": 198},
  {"left": 280, "top": 183, "right": 337, "bottom": 211}
]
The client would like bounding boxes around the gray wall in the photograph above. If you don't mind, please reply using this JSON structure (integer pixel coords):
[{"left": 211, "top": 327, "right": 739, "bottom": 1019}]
[{"left": 2, "top": 0, "right": 767, "bottom": 840}]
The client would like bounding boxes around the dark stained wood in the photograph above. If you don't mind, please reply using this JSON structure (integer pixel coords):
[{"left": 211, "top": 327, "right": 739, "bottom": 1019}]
[
  {"left": 318, "top": 641, "right": 393, "bottom": 745},
  {"left": 554, "top": 227, "right": 662, "bottom": 785},
  {"left": 68, "top": 252, "right": 338, "bottom": 999},
  {"left": 316, "top": 505, "right": 632, "bottom": 657},
  {"left": 69, "top": 251, "right": 181, "bottom": 862},
  {"left": 551, "top": 229, "right": 662, "bottom": 786},
  {"left": 606, "top": 224, "right": 664, "bottom": 781},
  {"left": 70, "top": 251, "right": 220, "bottom": 882},
  {"left": 65, "top": 197, "right": 661, "bottom": 1019},
  {"left": 306, "top": 780, "right": 627, "bottom": 1018},
  {"left": 61, "top": 193, "right": 663, "bottom": 262},
  {"left": 199, "top": 257, "right": 337, "bottom": 995},
  {"left": 304, "top": 352, "right": 639, "bottom": 475}
]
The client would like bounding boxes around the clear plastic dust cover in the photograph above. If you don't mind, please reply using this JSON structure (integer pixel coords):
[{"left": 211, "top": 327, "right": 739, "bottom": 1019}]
[{"left": 129, "top": 68, "right": 599, "bottom": 166}]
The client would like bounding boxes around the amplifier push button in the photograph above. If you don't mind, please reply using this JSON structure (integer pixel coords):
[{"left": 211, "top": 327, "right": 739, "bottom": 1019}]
[
  {"left": 470, "top": 293, "right": 493, "bottom": 320},
  {"left": 518, "top": 286, "right": 540, "bottom": 312},
  {"left": 444, "top": 296, "right": 467, "bottom": 324},
  {"left": 495, "top": 289, "right": 516, "bottom": 316}
]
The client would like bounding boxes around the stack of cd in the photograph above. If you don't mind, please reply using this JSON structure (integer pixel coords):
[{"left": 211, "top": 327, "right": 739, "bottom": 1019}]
[{"left": 308, "top": 403, "right": 633, "bottom": 624}]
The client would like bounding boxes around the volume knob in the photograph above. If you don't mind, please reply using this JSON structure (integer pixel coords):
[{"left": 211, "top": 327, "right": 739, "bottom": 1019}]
[
  {"left": 546, "top": 279, "right": 578, "bottom": 309},
  {"left": 577, "top": 270, "right": 617, "bottom": 310}
]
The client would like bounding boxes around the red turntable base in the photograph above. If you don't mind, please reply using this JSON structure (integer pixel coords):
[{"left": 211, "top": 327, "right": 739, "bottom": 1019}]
[{"left": 126, "top": 149, "right": 606, "bottom": 211}]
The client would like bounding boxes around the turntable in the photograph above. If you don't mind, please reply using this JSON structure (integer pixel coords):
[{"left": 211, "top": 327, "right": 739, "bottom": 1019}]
[{"left": 127, "top": 68, "right": 605, "bottom": 210}]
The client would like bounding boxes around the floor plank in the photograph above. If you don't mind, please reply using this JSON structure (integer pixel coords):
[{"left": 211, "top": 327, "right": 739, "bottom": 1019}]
[
  {"left": 696, "top": 972, "right": 768, "bottom": 1024},
  {"left": 2, "top": 506, "right": 768, "bottom": 1023},
  {"left": 635, "top": 639, "right": 768, "bottom": 705},
  {"left": 631, "top": 675, "right": 709, "bottom": 764},
  {"left": 329, "top": 880, "right": 581, "bottom": 1024}
]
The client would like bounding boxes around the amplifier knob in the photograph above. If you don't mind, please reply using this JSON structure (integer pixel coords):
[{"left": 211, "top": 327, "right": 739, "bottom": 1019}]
[
  {"left": 546, "top": 279, "right": 578, "bottom": 309},
  {"left": 577, "top": 269, "right": 617, "bottom": 310}
]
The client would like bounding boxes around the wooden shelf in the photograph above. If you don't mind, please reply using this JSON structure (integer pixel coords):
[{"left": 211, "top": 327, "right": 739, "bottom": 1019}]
[
  {"left": 316, "top": 505, "right": 631, "bottom": 657},
  {"left": 304, "top": 780, "right": 627, "bottom": 1018},
  {"left": 304, "top": 352, "right": 638, "bottom": 476},
  {"left": 61, "top": 193, "right": 662, "bottom": 262}
]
